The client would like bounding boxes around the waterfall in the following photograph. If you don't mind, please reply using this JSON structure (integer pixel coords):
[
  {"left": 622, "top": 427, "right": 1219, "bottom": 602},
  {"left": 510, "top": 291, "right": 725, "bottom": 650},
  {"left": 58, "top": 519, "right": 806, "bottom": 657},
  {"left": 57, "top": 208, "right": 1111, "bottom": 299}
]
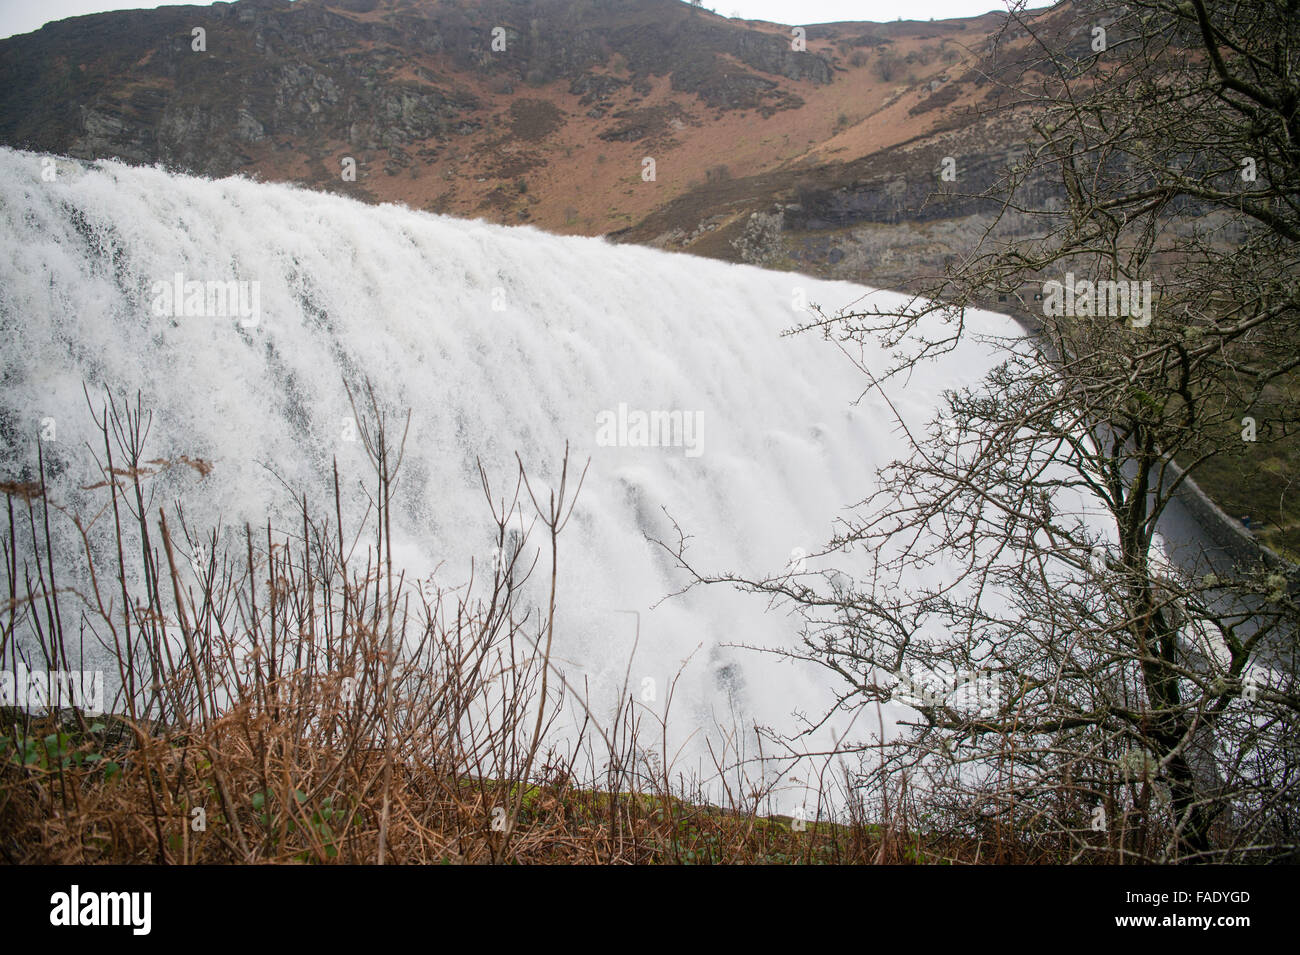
[{"left": 0, "top": 148, "right": 1037, "bottom": 807}]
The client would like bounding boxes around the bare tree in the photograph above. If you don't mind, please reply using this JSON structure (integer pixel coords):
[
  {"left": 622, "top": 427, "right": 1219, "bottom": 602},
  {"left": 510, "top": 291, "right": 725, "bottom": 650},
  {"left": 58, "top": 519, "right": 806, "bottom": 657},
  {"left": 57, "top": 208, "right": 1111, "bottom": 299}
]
[{"left": 662, "top": 0, "right": 1300, "bottom": 862}]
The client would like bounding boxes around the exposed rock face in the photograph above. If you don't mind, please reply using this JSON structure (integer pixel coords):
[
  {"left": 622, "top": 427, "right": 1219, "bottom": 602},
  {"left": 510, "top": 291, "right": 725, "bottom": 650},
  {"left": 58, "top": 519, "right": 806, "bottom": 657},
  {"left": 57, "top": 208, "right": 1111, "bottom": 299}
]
[{"left": 786, "top": 153, "right": 1029, "bottom": 230}]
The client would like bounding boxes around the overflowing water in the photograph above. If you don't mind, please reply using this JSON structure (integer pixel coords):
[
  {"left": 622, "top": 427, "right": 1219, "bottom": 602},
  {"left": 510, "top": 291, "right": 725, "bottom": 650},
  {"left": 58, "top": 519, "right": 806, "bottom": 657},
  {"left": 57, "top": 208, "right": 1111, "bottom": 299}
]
[{"left": 1, "top": 148, "right": 1059, "bottom": 808}]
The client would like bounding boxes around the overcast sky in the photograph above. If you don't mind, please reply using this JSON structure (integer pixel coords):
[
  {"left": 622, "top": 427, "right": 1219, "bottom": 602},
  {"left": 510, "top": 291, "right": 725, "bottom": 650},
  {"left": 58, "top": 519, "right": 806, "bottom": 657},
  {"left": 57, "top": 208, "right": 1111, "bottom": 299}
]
[{"left": 0, "top": 0, "right": 1051, "bottom": 41}]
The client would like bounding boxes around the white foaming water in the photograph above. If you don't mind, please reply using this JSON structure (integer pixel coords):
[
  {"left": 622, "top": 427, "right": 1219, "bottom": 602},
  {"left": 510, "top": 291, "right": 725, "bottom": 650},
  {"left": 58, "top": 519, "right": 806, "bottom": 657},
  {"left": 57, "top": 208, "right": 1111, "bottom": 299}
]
[{"left": 0, "top": 149, "right": 1057, "bottom": 806}]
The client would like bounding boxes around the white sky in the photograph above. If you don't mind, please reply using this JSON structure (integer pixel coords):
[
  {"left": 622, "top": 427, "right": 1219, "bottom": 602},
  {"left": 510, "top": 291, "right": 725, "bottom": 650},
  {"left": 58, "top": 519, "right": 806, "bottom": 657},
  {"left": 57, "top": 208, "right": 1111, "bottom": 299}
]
[{"left": 0, "top": 0, "right": 1050, "bottom": 42}]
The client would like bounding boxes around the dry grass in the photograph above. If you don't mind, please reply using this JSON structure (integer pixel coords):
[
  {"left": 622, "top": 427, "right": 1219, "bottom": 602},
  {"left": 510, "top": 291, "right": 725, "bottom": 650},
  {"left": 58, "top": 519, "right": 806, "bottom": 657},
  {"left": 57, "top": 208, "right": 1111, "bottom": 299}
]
[{"left": 0, "top": 385, "right": 1008, "bottom": 865}]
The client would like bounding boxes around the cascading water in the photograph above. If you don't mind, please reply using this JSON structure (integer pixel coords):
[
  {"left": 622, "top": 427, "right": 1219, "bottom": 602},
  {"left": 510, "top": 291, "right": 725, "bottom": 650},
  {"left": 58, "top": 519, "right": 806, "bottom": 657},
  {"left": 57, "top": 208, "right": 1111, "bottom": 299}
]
[{"left": 1, "top": 148, "right": 1047, "bottom": 810}]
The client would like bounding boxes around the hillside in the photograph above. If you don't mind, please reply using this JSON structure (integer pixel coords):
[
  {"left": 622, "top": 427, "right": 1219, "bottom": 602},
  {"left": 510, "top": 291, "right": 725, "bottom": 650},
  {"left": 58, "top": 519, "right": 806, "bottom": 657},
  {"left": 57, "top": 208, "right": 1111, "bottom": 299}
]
[{"left": 0, "top": 0, "right": 1079, "bottom": 285}]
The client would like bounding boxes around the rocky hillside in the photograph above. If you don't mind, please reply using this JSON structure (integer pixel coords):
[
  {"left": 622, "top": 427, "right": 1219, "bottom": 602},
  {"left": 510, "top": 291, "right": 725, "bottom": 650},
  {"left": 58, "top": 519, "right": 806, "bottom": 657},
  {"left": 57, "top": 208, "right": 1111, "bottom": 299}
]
[{"left": 0, "top": 0, "right": 1090, "bottom": 293}]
